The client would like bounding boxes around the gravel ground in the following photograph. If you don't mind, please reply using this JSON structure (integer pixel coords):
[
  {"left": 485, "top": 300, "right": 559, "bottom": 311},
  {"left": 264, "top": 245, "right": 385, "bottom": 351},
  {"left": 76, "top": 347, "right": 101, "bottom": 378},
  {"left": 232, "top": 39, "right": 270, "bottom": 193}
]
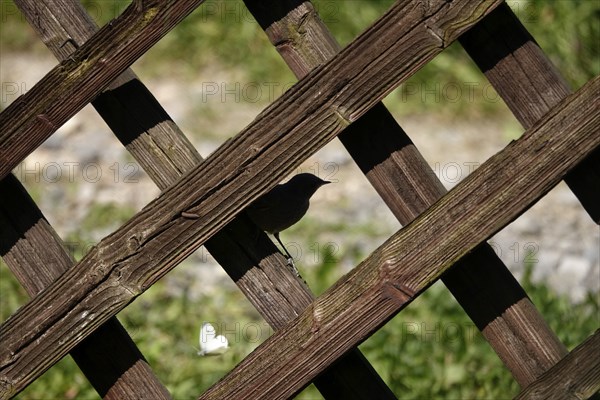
[{"left": 2, "top": 53, "right": 598, "bottom": 304}]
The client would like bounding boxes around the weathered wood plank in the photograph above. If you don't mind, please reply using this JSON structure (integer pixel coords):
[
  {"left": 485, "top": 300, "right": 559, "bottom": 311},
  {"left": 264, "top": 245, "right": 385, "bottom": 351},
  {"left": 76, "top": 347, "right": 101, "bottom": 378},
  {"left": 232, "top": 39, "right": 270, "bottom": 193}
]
[
  {"left": 0, "top": 0, "right": 505, "bottom": 396},
  {"left": 0, "top": 173, "right": 172, "bottom": 400},
  {"left": 245, "top": 0, "right": 567, "bottom": 386},
  {"left": 197, "top": 76, "right": 600, "bottom": 400},
  {"left": 0, "top": 2, "right": 176, "bottom": 399},
  {"left": 515, "top": 330, "right": 600, "bottom": 400},
  {"left": 0, "top": 0, "right": 205, "bottom": 180},
  {"left": 12, "top": 0, "right": 394, "bottom": 398},
  {"left": 460, "top": 2, "right": 600, "bottom": 223}
]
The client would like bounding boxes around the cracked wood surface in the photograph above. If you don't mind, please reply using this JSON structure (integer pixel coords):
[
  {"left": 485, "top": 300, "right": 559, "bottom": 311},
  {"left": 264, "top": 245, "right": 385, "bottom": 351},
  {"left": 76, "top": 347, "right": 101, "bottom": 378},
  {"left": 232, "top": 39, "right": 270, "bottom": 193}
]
[
  {"left": 245, "top": 0, "right": 569, "bottom": 386},
  {"left": 460, "top": 2, "right": 600, "bottom": 223},
  {"left": 198, "top": 76, "right": 599, "bottom": 400},
  {"left": 0, "top": 173, "right": 172, "bottom": 400},
  {"left": 0, "top": 0, "right": 504, "bottom": 396},
  {"left": 515, "top": 330, "right": 600, "bottom": 399},
  {"left": 0, "top": 0, "right": 206, "bottom": 180},
  {"left": 7, "top": 1, "right": 392, "bottom": 398}
]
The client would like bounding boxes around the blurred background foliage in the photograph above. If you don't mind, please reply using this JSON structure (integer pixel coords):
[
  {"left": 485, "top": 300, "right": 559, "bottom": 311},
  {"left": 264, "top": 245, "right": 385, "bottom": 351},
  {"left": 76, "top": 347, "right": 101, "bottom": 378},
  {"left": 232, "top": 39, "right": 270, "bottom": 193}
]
[
  {"left": 1, "top": 0, "right": 599, "bottom": 113},
  {"left": 1, "top": 242, "right": 598, "bottom": 399},
  {"left": 1, "top": 0, "right": 599, "bottom": 398}
]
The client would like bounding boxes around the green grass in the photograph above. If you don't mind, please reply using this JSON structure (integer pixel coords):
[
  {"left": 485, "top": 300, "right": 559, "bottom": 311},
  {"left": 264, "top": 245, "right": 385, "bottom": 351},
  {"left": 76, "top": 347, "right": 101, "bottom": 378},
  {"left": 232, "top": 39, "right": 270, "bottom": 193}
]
[
  {"left": 1, "top": 241, "right": 598, "bottom": 399},
  {"left": 359, "top": 282, "right": 517, "bottom": 398}
]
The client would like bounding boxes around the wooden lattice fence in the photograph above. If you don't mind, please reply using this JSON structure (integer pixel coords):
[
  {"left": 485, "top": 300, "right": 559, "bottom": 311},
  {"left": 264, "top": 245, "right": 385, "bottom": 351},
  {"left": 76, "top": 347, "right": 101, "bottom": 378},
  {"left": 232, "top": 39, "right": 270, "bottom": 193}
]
[{"left": 0, "top": 0, "right": 599, "bottom": 399}]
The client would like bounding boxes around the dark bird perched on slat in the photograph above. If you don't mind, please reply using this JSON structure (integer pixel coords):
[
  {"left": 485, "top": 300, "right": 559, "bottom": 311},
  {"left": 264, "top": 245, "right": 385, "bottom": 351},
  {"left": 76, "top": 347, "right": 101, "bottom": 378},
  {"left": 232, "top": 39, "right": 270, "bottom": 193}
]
[{"left": 247, "top": 173, "right": 330, "bottom": 267}]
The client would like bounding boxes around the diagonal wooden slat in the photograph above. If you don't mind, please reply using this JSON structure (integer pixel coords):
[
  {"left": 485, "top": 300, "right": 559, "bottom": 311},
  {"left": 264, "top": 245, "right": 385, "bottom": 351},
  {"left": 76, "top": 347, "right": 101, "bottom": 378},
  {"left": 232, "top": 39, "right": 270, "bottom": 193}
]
[
  {"left": 0, "top": 174, "right": 172, "bottom": 400},
  {"left": 197, "top": 76, "right": 600, "bottom": 400},
  {"left": 0, "top": 3, "right": 176, "bottom": 398},
  {"left": 10, "top": 0, "right": 394, "bottom": 398},
  {"left": 515, "top": 330, "right": 600, "bottom": 400},
  {"left": 460, "top": 2, "right": 600, "bottom": 223},
  {"left": 0, "top": 0, "right": 206, "bottom": 180},
  {"left": 244, "top": 0, "right": 568, "bottom": 386},
  {"left": 0, "top": 0, "right": 505, "bottom": 396}
]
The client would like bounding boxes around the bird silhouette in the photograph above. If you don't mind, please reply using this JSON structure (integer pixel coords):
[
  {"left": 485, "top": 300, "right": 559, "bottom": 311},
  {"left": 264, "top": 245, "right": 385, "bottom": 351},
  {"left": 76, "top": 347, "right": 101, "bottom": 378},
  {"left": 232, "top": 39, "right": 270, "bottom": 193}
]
[{"left": 247, "top": 173, "right": 330, "bottom": 263}]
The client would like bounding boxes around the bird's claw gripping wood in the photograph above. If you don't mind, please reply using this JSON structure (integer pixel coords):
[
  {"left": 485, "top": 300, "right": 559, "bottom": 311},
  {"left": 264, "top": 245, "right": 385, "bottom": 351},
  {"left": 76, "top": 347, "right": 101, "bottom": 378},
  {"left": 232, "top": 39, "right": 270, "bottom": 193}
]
[
  {"left": 287, "top": 257, "right": 301, "bottom": 278},
  {"left": 247, "top": 173, "right": 330, "bottom": 275}
]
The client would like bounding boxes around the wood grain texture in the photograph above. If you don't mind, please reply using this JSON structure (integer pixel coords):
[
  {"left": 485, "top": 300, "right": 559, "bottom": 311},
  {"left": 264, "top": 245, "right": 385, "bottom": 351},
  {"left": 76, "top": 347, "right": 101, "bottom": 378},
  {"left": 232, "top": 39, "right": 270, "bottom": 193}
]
[
  {"left": 245, "top": 0, "right": 568, "bottom": 386},
  {"left": 197, "top": 76, "right": 599, "bottom": 400},
  {"left": 0, "top": 0, "right": 504, "bottom": 396},
  {"left": 9, "top": 0, "right": 393, "bottom": 398},
  {"left": 1, "top": 2, "right": 174, "bottom": 399},
  {"left": 515, "top": 330, "right": 600, "bottom": 400},
  {"left": 460, "top": 2, "right": 600, "bottom": 223},
  {"left": 0, "top": 0, "right": 205, "bottom": 180},
  {"left": 0, "top": 174, "right": 172, "bottom": 400}
]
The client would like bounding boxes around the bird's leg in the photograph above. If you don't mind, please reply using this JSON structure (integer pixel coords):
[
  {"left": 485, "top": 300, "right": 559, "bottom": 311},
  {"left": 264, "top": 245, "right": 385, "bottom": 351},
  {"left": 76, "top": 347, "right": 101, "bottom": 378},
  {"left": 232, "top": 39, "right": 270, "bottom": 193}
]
[
  {"left": 274, "top": 232, "right": 299, "bottom": 276},
  {"left": 274, "top": 232, "right": 293, "bottom": 259}
]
